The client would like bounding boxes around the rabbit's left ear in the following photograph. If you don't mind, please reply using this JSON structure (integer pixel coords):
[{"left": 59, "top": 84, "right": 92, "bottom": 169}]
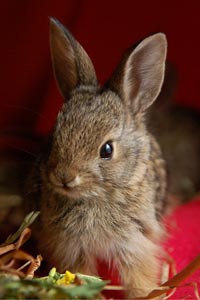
[
  {"left": 50, "top": 18, "right": 97, "bottom": 100},
  {"left": 108, "top": 33, "right": 167, "bottom": 114}
]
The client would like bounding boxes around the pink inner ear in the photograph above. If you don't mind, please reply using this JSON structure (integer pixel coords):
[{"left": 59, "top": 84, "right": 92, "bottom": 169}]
[{"left": 123, "top": 34, "right": 167, "bottom": 114}]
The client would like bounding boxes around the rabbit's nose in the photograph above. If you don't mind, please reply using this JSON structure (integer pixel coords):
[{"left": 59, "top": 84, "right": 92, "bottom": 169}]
[
  {"left": 62, "top": 175, "right": 79, "bottom": 188},
  {"left": 49, "top": 170, "right": 80, "bottom": 188}
]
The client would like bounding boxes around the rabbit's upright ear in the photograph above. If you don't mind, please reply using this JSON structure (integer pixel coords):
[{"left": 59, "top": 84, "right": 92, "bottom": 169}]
[
  {"left": 50, "top": 18, "right": 97, "bottom": 99},
  {"left": 108, "top": 33, "right": 167, "bottom": 114}
]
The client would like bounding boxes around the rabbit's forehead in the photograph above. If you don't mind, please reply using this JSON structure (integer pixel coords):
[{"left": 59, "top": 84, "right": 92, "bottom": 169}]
[
  {"left": 54, "top": 91, "right": 124, "bottom": 155},
  {"left": 59, "top": 91, "right": 124, "bottom": 128}
]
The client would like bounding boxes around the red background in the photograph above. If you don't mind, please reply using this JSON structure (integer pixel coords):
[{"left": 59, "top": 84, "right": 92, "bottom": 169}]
[
  {"left": 1, "top": 1, "right": 200, "bottom": 299},
  {"left": 1, "top": 0, "right": 200, "bottom": 147}
]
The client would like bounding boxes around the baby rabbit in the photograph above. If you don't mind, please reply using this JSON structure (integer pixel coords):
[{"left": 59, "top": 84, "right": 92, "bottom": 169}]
[{"left": 26, "top": 18, "right": 167, "bottom": 298}]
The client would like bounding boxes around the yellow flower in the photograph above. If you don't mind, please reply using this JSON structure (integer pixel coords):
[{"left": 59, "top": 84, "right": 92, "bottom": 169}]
[{"left": 56, "top": 270, "right": 75, "bottom": 285}]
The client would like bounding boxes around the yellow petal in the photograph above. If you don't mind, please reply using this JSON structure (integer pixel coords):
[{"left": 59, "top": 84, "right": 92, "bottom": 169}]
[
  {"left": 64, "top": 270, "right": 75, "bottom": 284},
  {"left": 56, "top": 270, "right": 75, "bottom": 285}
]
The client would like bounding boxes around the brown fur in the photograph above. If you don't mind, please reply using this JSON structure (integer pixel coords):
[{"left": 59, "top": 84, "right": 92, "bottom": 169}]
[{"left": 25, "top": 18, "right": 167, "bottom": 298}]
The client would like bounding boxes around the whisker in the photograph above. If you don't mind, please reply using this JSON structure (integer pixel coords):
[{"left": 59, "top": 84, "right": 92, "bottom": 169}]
[{"left": 2, "top": 143, "right": 37, "bottom": 158}]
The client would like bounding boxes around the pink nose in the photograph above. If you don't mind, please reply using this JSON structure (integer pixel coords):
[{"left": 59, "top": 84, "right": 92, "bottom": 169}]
[
  {"left": 49, "top": 171, "right": 77, "bottom": 188},
  {"left": 62, "top": 175, "right": 76, "bottom": 188}
]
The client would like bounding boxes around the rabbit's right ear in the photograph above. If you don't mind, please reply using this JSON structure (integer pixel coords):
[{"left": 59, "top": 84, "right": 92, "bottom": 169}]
[
  {"left": 107, "top": 33, "right": 167, "bottom": 115},
  {"left": 50, "top": 18, "right": 97, "bottom": 99}
]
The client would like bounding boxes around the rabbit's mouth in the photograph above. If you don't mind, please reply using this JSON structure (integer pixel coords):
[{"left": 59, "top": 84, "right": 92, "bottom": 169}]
[
  {"left": 53, "top": 185, "right": 81, "bottom": 198},
  {"left": 49, "top": 171, "right": 80, "bottom": 188},
  {"left": 48, "top": 171, "right": 101, "bottom": 199},
  {"left": 51, "top": 180, "right": 100, "bottom": 200}
]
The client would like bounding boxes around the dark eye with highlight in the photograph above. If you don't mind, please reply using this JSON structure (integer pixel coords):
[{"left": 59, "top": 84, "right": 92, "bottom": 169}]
[{"left": 100, "top": 141, "right": 113, "bottom": 160}]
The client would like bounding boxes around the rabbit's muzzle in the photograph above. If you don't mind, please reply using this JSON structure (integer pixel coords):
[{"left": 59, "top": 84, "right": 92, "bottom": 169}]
[{"left": 49, "top": 168, "right": 82, "bottom": 194}]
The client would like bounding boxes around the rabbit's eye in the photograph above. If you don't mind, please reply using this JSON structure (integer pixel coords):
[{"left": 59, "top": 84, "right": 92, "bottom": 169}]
[{"left": 100, "top": 141, "right": 113, "bottom": 160}]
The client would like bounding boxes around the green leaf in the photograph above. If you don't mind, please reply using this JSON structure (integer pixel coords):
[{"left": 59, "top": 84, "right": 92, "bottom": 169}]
[
  {"left": 0, "top": 272, "right": 107, "bottom": 299},
  {"left": 60, "top": 280, "right": 107, "bottom": 299},
  {"left": 2, "top": 211, "right": 40, "bottom": 246},
  {"left": 76, "top": 273, "right": 104, "bottom": 284}
]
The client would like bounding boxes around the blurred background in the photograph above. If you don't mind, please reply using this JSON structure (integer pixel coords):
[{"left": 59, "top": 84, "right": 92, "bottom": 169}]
[{"left": 1, "top": 0, "right": 200, "bottom": 142}]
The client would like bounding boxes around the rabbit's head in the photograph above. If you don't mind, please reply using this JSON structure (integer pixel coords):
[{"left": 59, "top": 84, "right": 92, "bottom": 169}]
[{"left": 45, "top": 19, "right": 167, "bottom": 201}]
